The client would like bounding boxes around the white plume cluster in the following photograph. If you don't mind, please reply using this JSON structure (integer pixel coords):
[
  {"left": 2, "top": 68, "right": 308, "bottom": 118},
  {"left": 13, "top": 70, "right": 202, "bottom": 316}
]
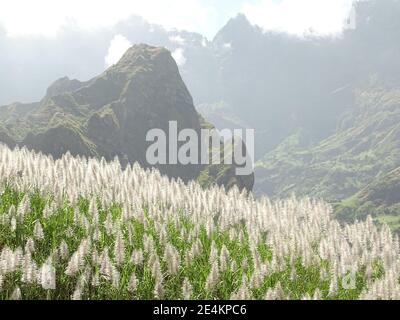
[{"left": 0, "top": 144, "right": 399, "bottom": 300}]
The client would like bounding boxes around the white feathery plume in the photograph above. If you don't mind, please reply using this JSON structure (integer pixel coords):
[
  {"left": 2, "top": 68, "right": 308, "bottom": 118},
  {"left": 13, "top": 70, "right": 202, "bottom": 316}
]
[
  {"left": 128, "top": 272, "right": 138, "bottom": 294},
  {"left": 16, "top": 196, "right": 29, "bottom": 222},
  {"left": 92, "top": 227, "right": 101, "bottom": 242},
  {"left": 40, "top": 259, "right": 56, "bottom": 290},
  {"left": 219, "top": 245, "right": 230, "bottom": 272},
  {"left": 99, "top": 248, "right": 113, "bottom": 280},
  {"left": 301, "top": 293, "right": 312, "bottom": 300},
  {"left": 10, "top": 247, "right": 23, "bottom": 273},
  {"left": 114, "top": 230, "right": 126, "bottom": 266},
  {"left": 151, "top": 255, "right": 163, "bottom": 282},
  {"left": 73, "top": 208, "right": 80, "bottom": 226},
  {"left": 182, "top": 278, "right": 193, "bottom": 300},
  {"left": 25, "top": 238, "right": 35, "bottom": 254},
  {"left": 58, "top": 240, "right": 69, "bottom": 261},
  {"left": 164, "top": 243, "right": 180, "bottom": 276},
  {"left": 231, "top": 276, "right": 251, "bottom": 300},
  {"left": 230, "top": 260, "right": 238, "bottom": 273},
  {"left": 209, "top": 242, "right": 218, "bottom": 264},
  {"left": 92, "top": 249, "right": 100, "bottom": 266},
  {"left": 7, "top": 205, "right": 16, "bottom": 222},
  {"left": 10, "top": 216, "right": 17, "bottom": 232},
  {"left": 65, "top": 238, "right": 91, "bottom": 277},
  {"left": 313, "top": 288, "right": 322, "bottom": 300},
  {"left": 328, "top": 276, "right": 338, "bottom": 297},
  {"left": 21, "top": 252, "right": 37, "bottom": 284},
  {"left": 71, "top": 286, "right": 82, "bottom": 300},
  {"left": 11, "top": 286, "right": 22, "bottom": 300},
  {"left": 250, "top": 269, "right": 264, "bottom": 289},
  {"left": 91, "top": 271, "right": 100, "bottom": 287},
  {"left": 43, "top": 203, "right": 54, "bottom": 219},
  {"left": 154, "top": 280, "right": 164, "bottom": 300},
  {"left": 111, "top": 266, "right": 120, "bottom": 289},
  {"left": 131, "top": 249, "right": 144, "bottom": 266},
  {"left": 89, "top": 198, "right": 99, "bottom": 226},
  {"left": 265, "top": 282, "right": 285, "bottom": 300},
  {"left": 80, "top": 215, "right": 90, "bottom": 234},
  {"left": 33, "top": 221, "right": 44, "bottom": 240},
  {"left": 205, "top": 263, "right": 219, "bottom": 292},
  {"left": 105, "top": 212, "right": 114, "bottom": 236}
]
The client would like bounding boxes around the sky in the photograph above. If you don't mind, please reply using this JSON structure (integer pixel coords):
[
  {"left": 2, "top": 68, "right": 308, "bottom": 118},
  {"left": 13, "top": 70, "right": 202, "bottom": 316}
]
[{"left": 0, "top": 0, "right": 354, "bottom": 39}]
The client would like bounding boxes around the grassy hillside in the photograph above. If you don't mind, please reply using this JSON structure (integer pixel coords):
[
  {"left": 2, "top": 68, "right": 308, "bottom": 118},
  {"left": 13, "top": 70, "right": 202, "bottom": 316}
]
[
  {"left": 0, "top": 144, "right": 399, "bottom": 300},
  {"left": 256, "top": 87, "right": 400, "bottom": 203},
  {"left": 336, "top": 167, "right": 400, "bottom": 233}
]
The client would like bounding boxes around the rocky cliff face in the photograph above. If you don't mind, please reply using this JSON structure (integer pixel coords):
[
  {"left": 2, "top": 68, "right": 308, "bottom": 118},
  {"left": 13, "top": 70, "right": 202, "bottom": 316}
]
[{"left": 0, "top": 44, "right": 253, "bottom": 191}]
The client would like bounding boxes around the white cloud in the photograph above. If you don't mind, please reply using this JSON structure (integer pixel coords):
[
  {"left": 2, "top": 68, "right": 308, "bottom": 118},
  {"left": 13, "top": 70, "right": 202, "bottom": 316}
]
[
  {"left": 105, "top": 34, "right": 132, "bottom": 67},
  {"left": 171, "top": 48, "right": 187, "bottom": 67},
  {"left": 169, "top": 35, "right": 186, "bottom": 45},
  {"left": 0, "top": 0, "right": 354, "bottom": 39},
  {"left": 242, "top": 0, "right": 353, "bottom": 36},
  {"left": 0, "top": 0, "right": 218, "bottom": 38}
]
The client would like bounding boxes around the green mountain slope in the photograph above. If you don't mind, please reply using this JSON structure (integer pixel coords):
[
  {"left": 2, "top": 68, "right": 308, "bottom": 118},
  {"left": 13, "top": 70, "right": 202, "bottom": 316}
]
[
  {"left": 0, "top": 44, "right": 253, "bottom": 191},
  {"left": 255, "top": 86, "right": 400, "bottom": 201},
  {"left": 336, "top": 166, "right": 400, "bottom": 232}
]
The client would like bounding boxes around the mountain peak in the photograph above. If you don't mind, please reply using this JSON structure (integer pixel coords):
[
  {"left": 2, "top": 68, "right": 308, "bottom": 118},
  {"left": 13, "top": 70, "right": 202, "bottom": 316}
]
[
  {"left": 213, "top": 13, "right": 255, "bottom": 43},
  {"left": 231, "top": 13, "right": 251, "bottom": 25},
  {"left": 123, "top": 43, "right": 168, "bottom": 57},
  {"left": 223, "top": 13, "right": 253, "bottom": 31},
  {"left": 116, "top": 44, "right": 171, "bottom": 69},
  {"left": 0, "top": 40, "right": 254, "bottom": 192},
  {"left": 44, "top": 76, "right": 84, "bottom": 100}
]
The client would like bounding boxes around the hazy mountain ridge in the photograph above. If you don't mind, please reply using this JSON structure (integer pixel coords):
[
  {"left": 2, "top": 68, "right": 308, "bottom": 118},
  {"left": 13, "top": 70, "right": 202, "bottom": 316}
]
[
  {"left": 255, "top": 86, "right": 400, "bottom": 201},
  {"left": 197, "top": 14, "right": 357, "bottom": 158},
  {"left": 197, "top": 0, "right": 400, "bottom": 160}
]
